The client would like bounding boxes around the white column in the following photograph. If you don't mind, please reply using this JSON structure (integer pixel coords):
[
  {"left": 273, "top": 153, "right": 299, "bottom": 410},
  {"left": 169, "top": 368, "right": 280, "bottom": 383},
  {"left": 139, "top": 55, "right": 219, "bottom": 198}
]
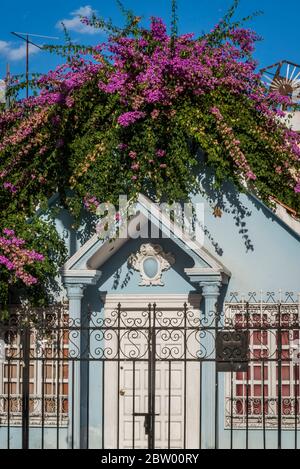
[
  {"left": 200, "top": 281, "right": 221, "bottom": 449},
  {"left": 66, "top": 284, "right": 84, "bottom": 449}
]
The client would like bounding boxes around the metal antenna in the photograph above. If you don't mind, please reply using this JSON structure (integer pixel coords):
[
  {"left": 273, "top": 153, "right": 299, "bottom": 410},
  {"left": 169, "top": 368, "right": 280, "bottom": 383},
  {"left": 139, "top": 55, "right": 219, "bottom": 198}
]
[
  {"left": 14, "top": 32, "right": 59, "bottom": 40},
  {"left": 11, "top": 32, "right": 59, "bottom": 99}
]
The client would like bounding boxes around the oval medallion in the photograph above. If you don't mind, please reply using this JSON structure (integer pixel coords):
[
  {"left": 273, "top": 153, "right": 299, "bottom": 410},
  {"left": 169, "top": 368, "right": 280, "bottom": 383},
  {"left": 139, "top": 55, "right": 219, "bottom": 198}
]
[{"left": 143, "top": 257, "right": 159, "bottom": 279}]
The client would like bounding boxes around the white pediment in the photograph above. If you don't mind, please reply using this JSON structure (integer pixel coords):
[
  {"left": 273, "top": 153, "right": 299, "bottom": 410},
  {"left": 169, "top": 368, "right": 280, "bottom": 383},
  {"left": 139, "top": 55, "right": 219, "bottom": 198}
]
[{"left": 61, "top": 194, "right": 231, "bottom": 284}]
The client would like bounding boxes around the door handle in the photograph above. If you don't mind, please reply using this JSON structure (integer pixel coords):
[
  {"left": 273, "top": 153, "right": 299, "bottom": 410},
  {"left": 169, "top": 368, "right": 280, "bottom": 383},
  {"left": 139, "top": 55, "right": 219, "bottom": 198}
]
[
  {"left": 144, "top": 414, "right": 151, "bottom": 436},
  {"left": 132, "top": 413, "right": 160, "bottom": 436}
]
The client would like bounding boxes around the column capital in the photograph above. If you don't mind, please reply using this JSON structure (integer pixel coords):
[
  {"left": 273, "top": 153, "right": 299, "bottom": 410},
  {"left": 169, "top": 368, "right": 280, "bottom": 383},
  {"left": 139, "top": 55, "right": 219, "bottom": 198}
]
[
  {"left": 65, "top": 283, "right": 85, "bottom": 300},
  {"left": 200, "top": 280, "right": 222, "bottom": 299}
]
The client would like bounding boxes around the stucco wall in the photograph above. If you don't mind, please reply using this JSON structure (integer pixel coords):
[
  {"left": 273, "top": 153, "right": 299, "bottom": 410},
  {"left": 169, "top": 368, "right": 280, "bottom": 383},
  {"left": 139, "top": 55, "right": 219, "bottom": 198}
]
[
  {"left": 55, "top": 183, "right": 300, "bottom": 300},
  {"left": 36, "top": 182, "right": 300, "bottom": 450},
  {"left": 192, "top": 187, "right": 300, "bottom": 295}
]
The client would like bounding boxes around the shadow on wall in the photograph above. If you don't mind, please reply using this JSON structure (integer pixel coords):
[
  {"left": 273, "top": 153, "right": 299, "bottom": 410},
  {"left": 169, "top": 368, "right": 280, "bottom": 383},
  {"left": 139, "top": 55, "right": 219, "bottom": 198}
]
[
  {"left": 56, "top": 161, "right": 300, "bottom": 270},
  {"left": 199, "top": 165, "right": 300, "bottom": 257},
  {"left": 199, "top": 171, "right": 254, "bottom": 255},
  {"left": 55, "top": 205, "right": 98, "bottom": 258},
  {"left": 249, "top": 194, "right": 300, "bottom": 244}
]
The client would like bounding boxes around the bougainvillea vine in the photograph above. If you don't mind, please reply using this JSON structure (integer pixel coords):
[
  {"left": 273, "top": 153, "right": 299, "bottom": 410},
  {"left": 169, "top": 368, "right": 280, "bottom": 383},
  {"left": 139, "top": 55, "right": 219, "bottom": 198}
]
[{"left": 0, "top": 0, "right": 300, "bottom": 309}]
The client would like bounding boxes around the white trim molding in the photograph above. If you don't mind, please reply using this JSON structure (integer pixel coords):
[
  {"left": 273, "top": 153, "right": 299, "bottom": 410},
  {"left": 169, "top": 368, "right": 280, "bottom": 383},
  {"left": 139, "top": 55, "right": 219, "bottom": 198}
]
[
  {"left": 100, "top": 293, "right": 202, "bottom": 310},
  {"left": 61, "top": 193, "right": 231, "bottom": 282},
  {"left": 62, "top": 269, "right": 101, "bottom": 286}
]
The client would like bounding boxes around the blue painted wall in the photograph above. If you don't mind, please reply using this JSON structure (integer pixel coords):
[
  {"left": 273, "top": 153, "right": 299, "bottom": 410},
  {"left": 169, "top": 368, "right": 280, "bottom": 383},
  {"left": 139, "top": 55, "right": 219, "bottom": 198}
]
[
  {"left": 192, "top": 187, "right": 300, "bottom": 294},
  {"left": 53, "top": 183, "right": 300, "bottom": 299},
  {"left": 9, "top": 184, "right": 298, "bottom": 449},
  {"left": 86, "top": 236, "right": 196, "bottom": 302}
]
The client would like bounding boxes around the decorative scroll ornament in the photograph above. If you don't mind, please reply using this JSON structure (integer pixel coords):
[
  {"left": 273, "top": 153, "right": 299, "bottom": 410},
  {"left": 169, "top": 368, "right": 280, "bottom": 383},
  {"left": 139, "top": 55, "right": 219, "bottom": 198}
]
[{"left": 128, "top": 244, "right": 175, "bottom": 286}]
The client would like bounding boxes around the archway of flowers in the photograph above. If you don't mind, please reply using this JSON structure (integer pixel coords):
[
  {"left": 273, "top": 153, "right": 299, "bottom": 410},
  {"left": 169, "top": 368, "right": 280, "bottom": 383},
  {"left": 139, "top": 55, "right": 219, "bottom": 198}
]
[{"left": 0, "top": 0, "right": 299, "bottom": 310}]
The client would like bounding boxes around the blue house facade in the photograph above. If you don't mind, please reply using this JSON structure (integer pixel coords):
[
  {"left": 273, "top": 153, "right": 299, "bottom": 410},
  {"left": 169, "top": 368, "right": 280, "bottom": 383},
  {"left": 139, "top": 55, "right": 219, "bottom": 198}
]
[{"left": 1, "top": 148, "right": 300, "bottom": 450}]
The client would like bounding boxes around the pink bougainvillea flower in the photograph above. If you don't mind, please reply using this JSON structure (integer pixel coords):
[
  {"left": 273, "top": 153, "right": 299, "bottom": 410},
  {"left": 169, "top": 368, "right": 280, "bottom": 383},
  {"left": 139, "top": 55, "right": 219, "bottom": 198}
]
[
  {"left": 246, "top": 171, "right": 257, "bottom": 181},
  {"left": 3, "top": 182, "right": 17, "bottom": 194},
  {"left": 151, "top": 109, "right": 160, "bottom": 120},
  {"left": 156, "top": 149, "right": 166, "bottom": 158},
  {"left": 210, "top": 107, "right": 223, "bottom": 121},
  {"left": 1, "top": 12, "right": 300, "bottom": 279},
  {"left": 117, "top": 111, "right": 146, "bottom": 127},
  {"left": 0, "top": 230, "right": 44, "bottom": 286},
  {"left": 294, "top": 182, "right": 300, "bottom": 194},
  {"left": 3, "top": 229, "right": 15, "bottom": 237},
  {"left": 84, "top": 195, "right": 100, "bottom": 210}
]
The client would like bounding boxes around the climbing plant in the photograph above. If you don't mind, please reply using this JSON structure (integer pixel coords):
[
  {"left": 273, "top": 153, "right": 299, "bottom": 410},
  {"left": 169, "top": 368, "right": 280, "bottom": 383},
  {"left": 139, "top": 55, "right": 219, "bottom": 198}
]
[{"left": 0, "top": 0, "right": 300, "bottom": 309}]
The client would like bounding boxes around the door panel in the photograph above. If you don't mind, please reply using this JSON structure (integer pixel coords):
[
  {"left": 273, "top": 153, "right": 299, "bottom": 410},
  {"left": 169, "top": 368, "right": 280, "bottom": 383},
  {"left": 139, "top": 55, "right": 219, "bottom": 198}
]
[{"left": 103, "top": 300, "right": 201, "bottom": 449}]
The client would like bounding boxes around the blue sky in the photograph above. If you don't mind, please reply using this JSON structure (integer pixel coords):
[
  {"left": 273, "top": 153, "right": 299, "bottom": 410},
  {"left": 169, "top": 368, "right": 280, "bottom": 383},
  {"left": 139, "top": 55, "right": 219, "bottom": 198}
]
[{"left": 0, "top": 0, "right": 300, "bottom": 80}]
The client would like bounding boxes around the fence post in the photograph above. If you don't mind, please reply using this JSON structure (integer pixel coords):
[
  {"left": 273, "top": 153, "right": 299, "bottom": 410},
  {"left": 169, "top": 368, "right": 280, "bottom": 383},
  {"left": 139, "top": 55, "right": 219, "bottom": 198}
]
[
  {"left": 65, "top": 284, "right": 85, "bottom": 449},
  {"left": 21, "top": 323, "right": 30, "bottom": 450},
  {"left": 200, "top": 281, "right": 221, "bottom": 449}
]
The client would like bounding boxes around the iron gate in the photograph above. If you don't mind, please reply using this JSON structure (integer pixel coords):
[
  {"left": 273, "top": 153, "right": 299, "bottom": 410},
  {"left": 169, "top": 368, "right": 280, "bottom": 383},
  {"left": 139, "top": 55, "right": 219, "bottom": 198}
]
[{"left": 0, "top": 293, "right": 300, "bottom": 450}]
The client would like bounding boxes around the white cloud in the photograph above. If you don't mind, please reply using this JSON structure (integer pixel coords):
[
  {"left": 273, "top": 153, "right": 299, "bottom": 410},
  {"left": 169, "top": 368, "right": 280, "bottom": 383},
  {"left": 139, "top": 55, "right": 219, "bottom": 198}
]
[
  {"left": 56, "top": 5, "right": 99, "bottom": 35},
  {"left": 0, "top": 40, "right": 41, "bottom": 61}
]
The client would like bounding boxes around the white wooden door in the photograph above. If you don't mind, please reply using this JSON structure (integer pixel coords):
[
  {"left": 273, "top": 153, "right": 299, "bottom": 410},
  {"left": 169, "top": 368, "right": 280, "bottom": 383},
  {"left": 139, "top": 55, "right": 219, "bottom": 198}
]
[{"left": 103, "top": 295, "right": 201, "bottom": 450}]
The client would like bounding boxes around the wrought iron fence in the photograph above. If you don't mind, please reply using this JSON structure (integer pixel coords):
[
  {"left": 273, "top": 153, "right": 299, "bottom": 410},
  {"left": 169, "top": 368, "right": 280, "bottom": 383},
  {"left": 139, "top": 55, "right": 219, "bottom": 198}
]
[
  {"left": 223, "top": 291, "right": 300, "bottom": 449},
  {"left": 0, "top": 292, "right": 299, "bottom": 449}
]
